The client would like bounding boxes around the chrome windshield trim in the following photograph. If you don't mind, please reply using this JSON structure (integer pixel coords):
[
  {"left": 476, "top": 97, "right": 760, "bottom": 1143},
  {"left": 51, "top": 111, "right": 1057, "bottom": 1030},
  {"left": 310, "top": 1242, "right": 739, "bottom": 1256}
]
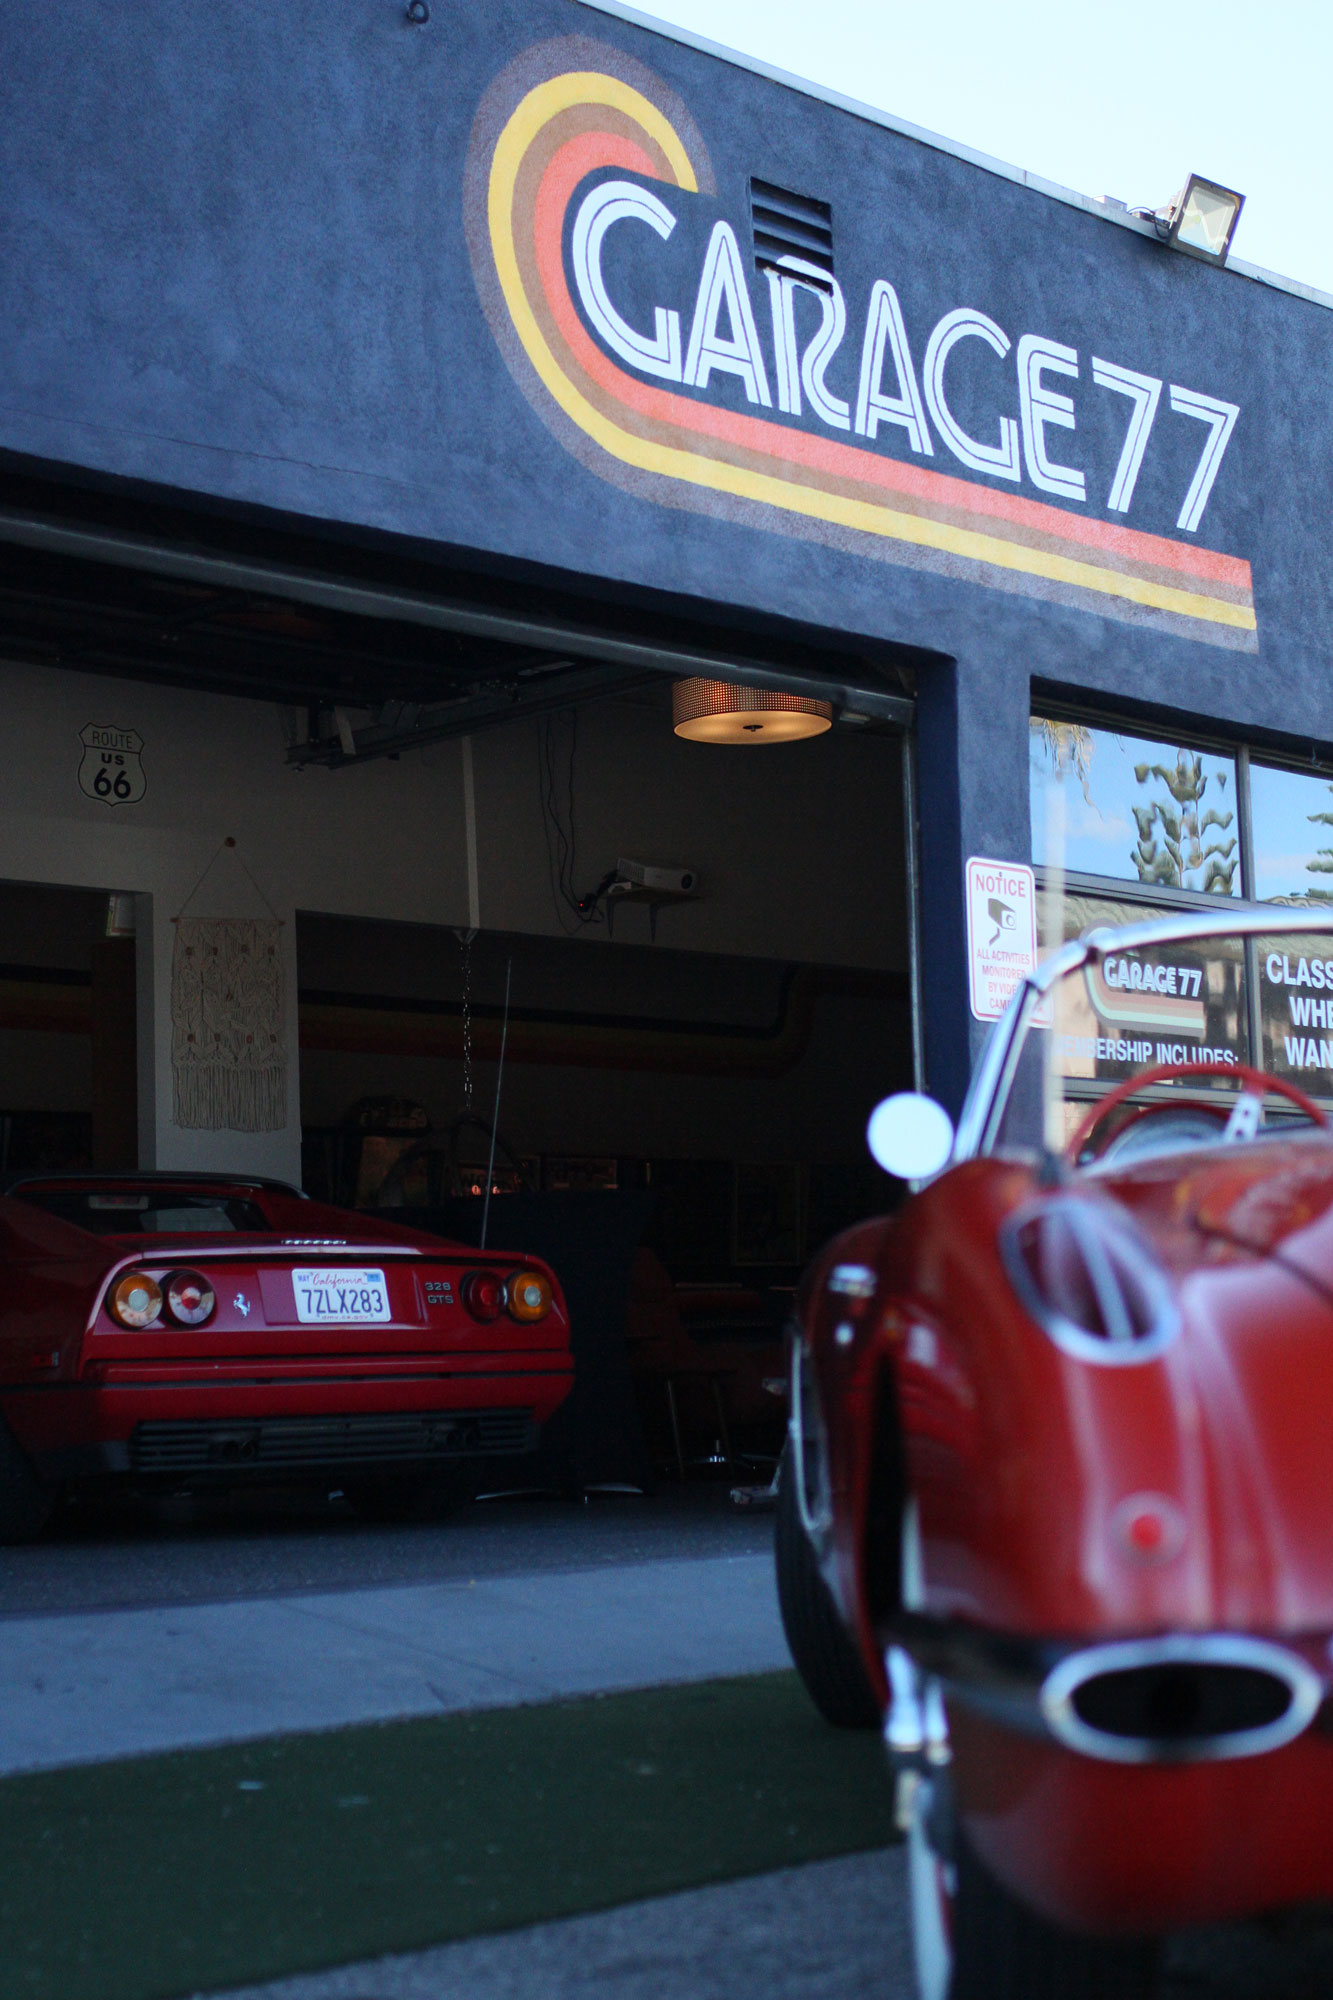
[{"left": 955, "top": 907, "right": 1333, "bottom": 1162}]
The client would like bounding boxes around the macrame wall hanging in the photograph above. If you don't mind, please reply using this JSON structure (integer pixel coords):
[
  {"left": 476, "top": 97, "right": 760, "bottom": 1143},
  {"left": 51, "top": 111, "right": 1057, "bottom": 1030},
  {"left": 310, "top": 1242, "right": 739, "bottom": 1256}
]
[{"left": 171, "top": 839, "right": 286, "bottom": 1134}]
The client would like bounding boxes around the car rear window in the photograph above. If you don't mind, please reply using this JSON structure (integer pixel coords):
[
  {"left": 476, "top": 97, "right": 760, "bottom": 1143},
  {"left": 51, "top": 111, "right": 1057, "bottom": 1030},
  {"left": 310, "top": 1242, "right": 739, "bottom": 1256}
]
[{"left": 12, "top": 1190, "right": 271, "bottom": 1235}]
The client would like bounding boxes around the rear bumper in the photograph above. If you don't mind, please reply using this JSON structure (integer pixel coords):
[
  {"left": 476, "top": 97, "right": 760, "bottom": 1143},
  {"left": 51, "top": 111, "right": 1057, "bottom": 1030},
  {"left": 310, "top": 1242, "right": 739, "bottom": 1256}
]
[{"left": 3, "top": 1367, "right": 573, "bottom": 1480}]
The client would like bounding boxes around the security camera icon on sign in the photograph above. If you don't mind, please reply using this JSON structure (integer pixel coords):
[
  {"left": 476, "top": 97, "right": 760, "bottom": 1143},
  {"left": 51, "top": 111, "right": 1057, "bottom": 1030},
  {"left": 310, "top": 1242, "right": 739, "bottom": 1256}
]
[{"left": 988, "top": 897, "right": 1016, "bottom": 948}]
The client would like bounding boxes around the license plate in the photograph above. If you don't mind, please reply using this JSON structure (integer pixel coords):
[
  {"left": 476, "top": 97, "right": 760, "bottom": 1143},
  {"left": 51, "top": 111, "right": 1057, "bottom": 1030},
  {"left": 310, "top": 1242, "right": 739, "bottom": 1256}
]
[{"left": 291, "top": 1267, "right": 392, "bottom": 1324}]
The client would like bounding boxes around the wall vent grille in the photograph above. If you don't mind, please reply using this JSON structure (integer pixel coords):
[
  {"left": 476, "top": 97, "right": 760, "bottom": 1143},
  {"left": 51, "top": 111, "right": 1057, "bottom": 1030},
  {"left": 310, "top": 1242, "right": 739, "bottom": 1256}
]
[{"left": 749, "top": 178, "right": 834, "bottom": 291}]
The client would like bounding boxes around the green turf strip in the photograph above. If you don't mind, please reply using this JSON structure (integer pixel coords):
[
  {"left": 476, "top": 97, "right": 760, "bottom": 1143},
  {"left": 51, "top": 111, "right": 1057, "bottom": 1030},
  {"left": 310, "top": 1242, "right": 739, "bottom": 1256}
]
[{"left": 0, "top": 1670, "right": 897, "bottom": 2000}]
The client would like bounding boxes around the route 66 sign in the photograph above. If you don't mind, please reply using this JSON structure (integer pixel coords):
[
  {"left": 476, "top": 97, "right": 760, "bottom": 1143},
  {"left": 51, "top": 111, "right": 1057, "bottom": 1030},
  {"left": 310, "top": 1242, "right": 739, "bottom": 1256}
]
[{"left": 78, "top": 724, "right": 146, "bottom": 807}]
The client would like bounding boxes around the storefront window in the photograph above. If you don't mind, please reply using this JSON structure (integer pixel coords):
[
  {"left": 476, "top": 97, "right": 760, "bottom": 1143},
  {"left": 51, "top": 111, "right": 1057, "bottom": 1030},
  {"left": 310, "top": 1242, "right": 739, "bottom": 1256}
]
[
  {"left": 1030, "top": 718, "right": 1240, "bottom": 895},
  {"left": 1256, "top": 937, "right": 1333, "bottom": 1098},
  {"left": 1026, "top": 716, "right": 1333, "bottom": 1113},
  {"left": 1248, "top": 762, "right": 1333, "bottom": 905},
  {"left": 1040, "top": 887, "right": 1248, "bottom": 1089},
  {"left": 995, "top": 888, "right": 1249, "bottom": 1154}
]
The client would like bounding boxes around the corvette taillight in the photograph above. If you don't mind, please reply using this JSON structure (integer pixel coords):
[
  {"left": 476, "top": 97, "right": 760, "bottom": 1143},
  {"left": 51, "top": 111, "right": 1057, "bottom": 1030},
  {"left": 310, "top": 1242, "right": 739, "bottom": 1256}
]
[
  {"left": 1003, "top": 1199, "right": 1177, "bottom": 1362},
  {"left": 108, "top": 1271, "right": 163, "bottom": 1329},
  {"left": 163, "top": 1269, "right": 216, "bottom": 1327}
]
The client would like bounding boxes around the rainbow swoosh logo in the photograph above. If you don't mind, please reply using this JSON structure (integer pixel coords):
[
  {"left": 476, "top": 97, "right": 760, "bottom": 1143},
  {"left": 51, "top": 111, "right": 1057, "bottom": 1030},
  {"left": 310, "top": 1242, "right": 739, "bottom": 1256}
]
[
  {"left": 1085, "top": 961, "right": 1206, "bottom": 1036},
  {"left": 464, "top": 38, "right": 1256, "bottom": 649}
]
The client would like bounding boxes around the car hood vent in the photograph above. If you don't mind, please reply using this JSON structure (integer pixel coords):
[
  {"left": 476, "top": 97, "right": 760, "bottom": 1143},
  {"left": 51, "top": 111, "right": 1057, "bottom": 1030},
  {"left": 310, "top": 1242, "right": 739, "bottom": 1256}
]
[{"left": 1003, "top": 1197, "right": 1177, "bottom": 1363}]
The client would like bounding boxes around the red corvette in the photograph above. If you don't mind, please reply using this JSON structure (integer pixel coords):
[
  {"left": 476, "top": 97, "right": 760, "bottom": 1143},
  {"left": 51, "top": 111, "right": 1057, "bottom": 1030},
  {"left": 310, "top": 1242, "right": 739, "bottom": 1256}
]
[
  {"left": 776, "top": 906, "right": 1333, "bottom": 1998},
  {"left": 0, "top": 1172, "right": 572, "bottom": 1539}
]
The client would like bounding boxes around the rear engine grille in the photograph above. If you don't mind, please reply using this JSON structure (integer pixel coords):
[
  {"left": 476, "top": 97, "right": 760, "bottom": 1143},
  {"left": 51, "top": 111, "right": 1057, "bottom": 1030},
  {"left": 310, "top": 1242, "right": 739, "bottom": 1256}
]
[{"left": 129, "top": 1409, "right": 537, "bottom": 1474}]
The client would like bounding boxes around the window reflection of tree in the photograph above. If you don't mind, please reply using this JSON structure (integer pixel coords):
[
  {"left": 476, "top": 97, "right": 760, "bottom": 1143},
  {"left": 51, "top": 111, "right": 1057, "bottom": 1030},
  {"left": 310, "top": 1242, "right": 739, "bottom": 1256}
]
[
  {"left": 1131, "top": 750, "right": 1236, "bottom": 894},
  {"left": 1305, "top": 785, "right": 1333, "bottom": 903}
]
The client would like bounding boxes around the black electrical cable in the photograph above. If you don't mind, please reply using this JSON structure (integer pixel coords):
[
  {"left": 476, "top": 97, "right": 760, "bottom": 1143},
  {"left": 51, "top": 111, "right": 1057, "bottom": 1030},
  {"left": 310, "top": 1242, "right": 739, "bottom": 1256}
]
[{"left": 537, "top": 711, "right": 607, "bottom": 933}]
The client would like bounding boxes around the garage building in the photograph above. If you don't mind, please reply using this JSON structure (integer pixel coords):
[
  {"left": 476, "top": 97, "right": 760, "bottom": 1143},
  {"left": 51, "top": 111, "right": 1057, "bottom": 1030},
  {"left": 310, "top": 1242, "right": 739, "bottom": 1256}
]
[{"left": 0, "top": 0, "right": 1329, "bottom": 1303}]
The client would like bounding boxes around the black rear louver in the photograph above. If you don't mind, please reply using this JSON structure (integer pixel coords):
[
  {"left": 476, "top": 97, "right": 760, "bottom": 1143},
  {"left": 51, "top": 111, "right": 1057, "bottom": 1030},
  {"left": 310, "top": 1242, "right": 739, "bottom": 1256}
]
[{"left": 749, "top": 178, "right": 834, "bottom": 292}]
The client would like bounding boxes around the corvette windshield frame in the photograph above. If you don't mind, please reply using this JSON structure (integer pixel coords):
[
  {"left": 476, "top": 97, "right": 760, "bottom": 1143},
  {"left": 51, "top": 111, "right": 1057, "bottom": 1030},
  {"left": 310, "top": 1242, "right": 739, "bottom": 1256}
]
[{"left": 955, "top": 906, "right": 1333, "bottom": 1163}]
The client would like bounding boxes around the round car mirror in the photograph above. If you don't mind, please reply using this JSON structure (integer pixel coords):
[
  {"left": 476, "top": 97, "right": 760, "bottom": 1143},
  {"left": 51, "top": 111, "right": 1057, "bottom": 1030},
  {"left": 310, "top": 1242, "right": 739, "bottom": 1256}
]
[{"left": 866, "top": 1092, "right": 955, "bottom": 1181}]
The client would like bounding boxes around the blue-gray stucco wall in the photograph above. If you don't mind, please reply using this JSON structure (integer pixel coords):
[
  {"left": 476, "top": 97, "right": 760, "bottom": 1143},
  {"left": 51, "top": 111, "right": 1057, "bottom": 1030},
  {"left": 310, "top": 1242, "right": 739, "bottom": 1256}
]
[{"left": 2, "top": 0, "right": 1329, "bottom": 1105}]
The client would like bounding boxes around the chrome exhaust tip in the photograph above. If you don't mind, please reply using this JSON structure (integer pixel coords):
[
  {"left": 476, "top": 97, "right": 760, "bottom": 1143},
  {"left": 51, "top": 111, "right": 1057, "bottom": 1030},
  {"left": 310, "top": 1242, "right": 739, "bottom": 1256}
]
[{"left": 1041, "top": 1635, "right": 1324, "bottom": 1764}]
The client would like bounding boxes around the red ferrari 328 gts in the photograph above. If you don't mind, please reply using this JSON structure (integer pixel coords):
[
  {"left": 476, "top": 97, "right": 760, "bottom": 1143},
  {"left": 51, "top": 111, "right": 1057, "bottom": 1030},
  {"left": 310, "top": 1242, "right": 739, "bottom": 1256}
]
[
  {"left": 776, "top": 905, "right": 1333, "bottom": 1999},
  {"left": 0, "top": 1172, "right": 572, "bottom": 1539}
]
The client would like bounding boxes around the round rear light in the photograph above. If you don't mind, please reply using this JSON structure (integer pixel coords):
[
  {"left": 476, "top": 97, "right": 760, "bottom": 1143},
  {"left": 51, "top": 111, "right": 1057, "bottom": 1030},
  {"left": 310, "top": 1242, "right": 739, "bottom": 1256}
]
[
  {"left": 462, "top": 1269, "right": 505, "bottom": 1322},
  {"left": 164, "top": 1270, "right": 216, "bottom": 1327},
  {"left": 109, "top": 1272, "right": 163, "bottom": 1329},
  {"left": 507, "top": 1269, "right": 552, "bottom": 1323}
]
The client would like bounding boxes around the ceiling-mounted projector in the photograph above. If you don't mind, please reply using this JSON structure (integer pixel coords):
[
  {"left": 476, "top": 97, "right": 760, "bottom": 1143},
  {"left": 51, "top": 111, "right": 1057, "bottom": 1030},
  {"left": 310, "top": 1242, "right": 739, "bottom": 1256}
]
[{"left": 613, "top": 858, "right": 700, "bottom": 897}]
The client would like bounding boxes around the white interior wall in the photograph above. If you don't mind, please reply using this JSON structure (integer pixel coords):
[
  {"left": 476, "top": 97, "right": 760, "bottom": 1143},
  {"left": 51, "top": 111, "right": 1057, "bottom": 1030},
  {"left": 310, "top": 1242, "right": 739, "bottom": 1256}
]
[{"left": 0, "top": 659, "right": 906, "bottom": 1183}]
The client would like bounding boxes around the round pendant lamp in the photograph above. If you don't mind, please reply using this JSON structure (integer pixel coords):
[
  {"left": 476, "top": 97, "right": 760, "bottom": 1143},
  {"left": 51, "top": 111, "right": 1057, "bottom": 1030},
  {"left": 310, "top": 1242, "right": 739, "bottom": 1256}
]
[{"left": 672, "top": 677, "right": 834, "bottom": 744}]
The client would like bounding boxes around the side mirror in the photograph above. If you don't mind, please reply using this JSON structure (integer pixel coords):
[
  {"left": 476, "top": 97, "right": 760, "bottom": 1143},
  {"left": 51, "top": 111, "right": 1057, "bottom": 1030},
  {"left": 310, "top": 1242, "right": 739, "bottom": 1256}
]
[{"left": 866, "top": 1092, "right": 955, "bottom": 1181}]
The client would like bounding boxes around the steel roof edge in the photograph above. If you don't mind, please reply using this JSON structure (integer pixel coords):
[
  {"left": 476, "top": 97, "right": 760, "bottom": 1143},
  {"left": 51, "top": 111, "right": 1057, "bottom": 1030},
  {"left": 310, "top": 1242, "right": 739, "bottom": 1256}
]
[{"left": 576, "top": 0, "right": 1333, "bottom": 316}]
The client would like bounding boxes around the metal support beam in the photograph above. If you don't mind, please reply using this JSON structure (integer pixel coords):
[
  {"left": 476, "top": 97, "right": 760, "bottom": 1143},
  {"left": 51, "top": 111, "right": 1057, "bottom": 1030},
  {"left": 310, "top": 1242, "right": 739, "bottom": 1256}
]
[
  {"left": 291, "top": 664, "right": 658, "bottom": 767},
  {"left": 0, "top": 511, "right": 916, "bottom": 728}
]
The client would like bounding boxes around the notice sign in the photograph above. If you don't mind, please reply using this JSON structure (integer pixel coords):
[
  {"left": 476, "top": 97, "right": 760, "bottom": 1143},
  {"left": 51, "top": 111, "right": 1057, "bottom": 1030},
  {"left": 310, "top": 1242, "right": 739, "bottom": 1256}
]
[{"left": 966, "top": 858, "right": 1038, "bottom": 1021}]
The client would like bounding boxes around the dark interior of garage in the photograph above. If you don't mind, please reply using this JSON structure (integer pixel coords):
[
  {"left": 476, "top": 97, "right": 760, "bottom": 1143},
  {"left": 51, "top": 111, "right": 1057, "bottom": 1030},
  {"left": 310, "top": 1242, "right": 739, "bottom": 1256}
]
[{"left": 0, "top": 880, "right": 136, "bottom": 1175}]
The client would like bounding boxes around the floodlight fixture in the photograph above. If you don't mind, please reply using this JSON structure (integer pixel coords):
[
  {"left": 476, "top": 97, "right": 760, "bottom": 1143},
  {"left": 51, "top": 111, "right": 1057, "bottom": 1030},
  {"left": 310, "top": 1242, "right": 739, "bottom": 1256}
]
[{"left": 1147, "top": 174, "right": 1245, "bottom": 267}]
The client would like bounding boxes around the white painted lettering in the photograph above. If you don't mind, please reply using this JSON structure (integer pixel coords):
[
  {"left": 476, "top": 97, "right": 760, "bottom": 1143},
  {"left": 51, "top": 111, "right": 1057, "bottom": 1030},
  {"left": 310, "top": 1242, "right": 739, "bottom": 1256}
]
[
  {"left": 1092, "top": 358, "right": 1162, "bottom": 513},
  {"left": 764, "top": 257, "right": 851, "bottom": 428},
  {"left": 922, "top": 308, "right": 1020, "bottom": 480},
  {"left": 1169, "top": 385, "right": 1240, "bottom": 532},
  {"left": 571, "top": 181, "right": 684, "bottom": 381},
  {"left": 854, "top": 280, "right": 932, "bottom": 452},
  {"left": 684, "top": 223, "right": 772, "bottom": 405},
  {"left": 1017, "top": 335, "right": 1085, "bottom": 501}
]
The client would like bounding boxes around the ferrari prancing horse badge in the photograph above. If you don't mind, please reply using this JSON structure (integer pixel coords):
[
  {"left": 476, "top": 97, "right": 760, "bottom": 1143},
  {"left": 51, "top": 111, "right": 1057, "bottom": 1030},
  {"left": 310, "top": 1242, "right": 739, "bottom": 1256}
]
[{"left": 78, "top": 723, "right": 146, "bottom": 807}]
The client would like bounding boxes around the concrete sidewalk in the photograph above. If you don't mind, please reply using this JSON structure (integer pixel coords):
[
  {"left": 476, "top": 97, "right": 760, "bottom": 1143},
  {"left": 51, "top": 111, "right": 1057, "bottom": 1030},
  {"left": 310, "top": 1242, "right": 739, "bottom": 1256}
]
[{"left": 0, "top": 1551, "right": 787, "bottom": 1775}]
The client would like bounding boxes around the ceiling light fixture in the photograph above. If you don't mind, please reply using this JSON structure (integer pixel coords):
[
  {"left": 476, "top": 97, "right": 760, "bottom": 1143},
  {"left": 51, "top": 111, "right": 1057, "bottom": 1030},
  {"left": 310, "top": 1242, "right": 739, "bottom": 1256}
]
[{"left": 672, "top": 677, "right": 834, "bottom": 744}]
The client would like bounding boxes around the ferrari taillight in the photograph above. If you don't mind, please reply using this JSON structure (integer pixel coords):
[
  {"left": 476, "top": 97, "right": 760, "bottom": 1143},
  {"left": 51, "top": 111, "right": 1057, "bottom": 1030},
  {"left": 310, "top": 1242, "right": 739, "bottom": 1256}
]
[
  {"left": 1004, "top": 1199, "right": 1177, "bottom": 1362},
  {"left": 460, "top": 1267, "right": 553, "bottom": 1324},
  {"left": 108, "top": 1271, "right": 163, "bottom": 1329},
  {"left": 163, "top": 1269, "right": 216, "bottom": 1327},
  {"left": 462, "top": 1270, "right": 505, "bottom": 1322},
  {"left": 506, "top": 1269, "right": 552, "bottom": 1323}
]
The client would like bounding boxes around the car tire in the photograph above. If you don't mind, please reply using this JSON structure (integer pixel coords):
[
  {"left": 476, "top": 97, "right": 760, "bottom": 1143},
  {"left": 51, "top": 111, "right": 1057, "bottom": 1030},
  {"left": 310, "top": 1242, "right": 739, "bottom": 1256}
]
[
  {"left": 0, "top": 1417, "right": 54, "bottom": 1544},
  {"left": 911, "top": 1794, "right": 1162, "bottom": 2000},
  {"left": 345, "top": 1464, "right": 480, "bottom": 1523},
  {"left": 775, "top": 1447, "right": 881, "bottom": 1729}
]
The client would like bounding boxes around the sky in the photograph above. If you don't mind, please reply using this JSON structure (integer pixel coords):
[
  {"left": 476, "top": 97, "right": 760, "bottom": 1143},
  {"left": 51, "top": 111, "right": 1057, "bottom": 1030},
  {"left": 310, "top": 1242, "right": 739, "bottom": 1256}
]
[{"left": 614, "top": 0, "right": 1333, "bottom": 298}]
